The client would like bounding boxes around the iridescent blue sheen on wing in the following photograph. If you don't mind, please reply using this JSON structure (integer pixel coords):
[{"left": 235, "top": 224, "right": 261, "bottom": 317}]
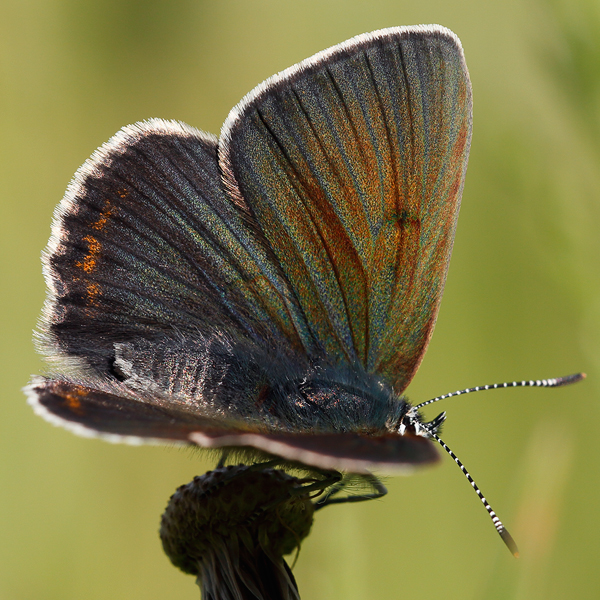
[
  {"left": 220, "top": 26, "right": 472, "bottom": 390},
  {"left": 40, "top": 120, "right": 305, "bottom": 374}
]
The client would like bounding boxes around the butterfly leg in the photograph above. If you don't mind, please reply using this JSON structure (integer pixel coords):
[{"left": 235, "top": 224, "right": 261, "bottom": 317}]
[
  {"left": 294, "top": 471, "right": 343, "bottom": 495},
  {"left": 214, "top": 454, "right": 286, "bottom": 471},
  {"left": 215, "top": 450, "right": 229, "bottom": 468},
  {"left": 314, "top": 472, "right": 387, "bottom": 509}
]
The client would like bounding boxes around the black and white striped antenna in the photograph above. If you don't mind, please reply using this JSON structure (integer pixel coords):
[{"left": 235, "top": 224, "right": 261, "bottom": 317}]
[
  {"left": 417, "top": 373, "right": 586, "bottom": 557},
  {"left": 415, "top": 373, "right": 585, "bottom": 412}
]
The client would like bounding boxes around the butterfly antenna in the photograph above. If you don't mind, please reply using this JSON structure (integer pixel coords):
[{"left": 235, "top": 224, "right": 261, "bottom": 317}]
[
  {"left": 425, "top": 427, "right": 520, "bottom": 557},
  {"left": 414, "top": 373, "right": 585, "bottom": 411}
]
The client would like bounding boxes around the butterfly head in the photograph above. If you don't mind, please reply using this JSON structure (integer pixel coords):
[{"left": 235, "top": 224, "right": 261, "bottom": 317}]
[{"left": 398, "top": 407, "right": 447, "bottom": 438}]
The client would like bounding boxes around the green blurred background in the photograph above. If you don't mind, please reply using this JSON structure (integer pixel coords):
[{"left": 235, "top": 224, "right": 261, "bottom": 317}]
[{"left": 2, "top": 0, "right": 599, "bottom": 598}]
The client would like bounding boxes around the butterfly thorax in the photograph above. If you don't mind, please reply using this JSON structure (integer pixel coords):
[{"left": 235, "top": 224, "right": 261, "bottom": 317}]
[{"left": 258, "top": 369, "right": 411, "bottom": 434}]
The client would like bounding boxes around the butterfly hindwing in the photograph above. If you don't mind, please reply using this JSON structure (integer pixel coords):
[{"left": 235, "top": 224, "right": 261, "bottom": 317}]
[{"left": 26, "top": 376, "right": 438, "bottom": 473}]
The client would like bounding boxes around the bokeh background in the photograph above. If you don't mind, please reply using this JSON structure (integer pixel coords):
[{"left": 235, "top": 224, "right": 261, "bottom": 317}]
[{"left": 2, "top": 0, "right": 599, "bottom": 598}]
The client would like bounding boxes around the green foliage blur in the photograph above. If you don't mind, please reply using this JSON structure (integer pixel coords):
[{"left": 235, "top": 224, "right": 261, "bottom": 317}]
[{"left": 2, "top": 0, "right": 599, "bottom": 598}]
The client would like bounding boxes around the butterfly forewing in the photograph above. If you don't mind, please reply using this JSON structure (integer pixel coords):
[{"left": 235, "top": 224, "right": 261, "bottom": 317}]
[{"left": 220, "top": 26, "right": 472, "bottom": 391}]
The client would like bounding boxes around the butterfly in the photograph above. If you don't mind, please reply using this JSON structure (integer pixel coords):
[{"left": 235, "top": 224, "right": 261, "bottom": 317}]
[{"left": 29, "top": 24, "right": 585, "bottom": 554}]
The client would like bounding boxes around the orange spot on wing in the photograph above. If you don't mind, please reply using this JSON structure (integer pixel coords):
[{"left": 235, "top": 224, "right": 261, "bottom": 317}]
[
  {"left": 85, "top": 282, "right": 101, "bottom": 306},
  {"left": 75, "top": 234, "right": 101, "bottom": 273},
  {"left": 64, "top": 386, "right": 86, "bottom": 415},
  {"left": 73, "top": 234, "right": 103, "bottom": 306},
  {"left": 90, "top": 198, "right": 117, "bottom": 231}
]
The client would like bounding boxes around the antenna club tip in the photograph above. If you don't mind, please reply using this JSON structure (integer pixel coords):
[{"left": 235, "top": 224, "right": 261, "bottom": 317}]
[
  {"left": 499, "top": 528, "right": 519, "bottom": 557},
  {"left": 556, "top": 372, "right": 586, "bottom": 386}
]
